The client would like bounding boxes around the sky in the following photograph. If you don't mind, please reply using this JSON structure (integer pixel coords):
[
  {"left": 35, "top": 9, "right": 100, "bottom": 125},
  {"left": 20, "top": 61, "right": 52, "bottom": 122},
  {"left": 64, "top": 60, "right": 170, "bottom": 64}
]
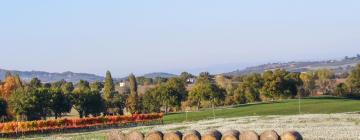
[{"left": 0, "top": 0, "right": 359, "bottom": 77}]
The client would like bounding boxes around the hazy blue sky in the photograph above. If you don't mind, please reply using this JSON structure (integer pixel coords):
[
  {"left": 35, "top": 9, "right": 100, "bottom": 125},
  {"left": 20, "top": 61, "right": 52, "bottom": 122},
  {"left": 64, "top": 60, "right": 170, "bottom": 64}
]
[{"left": 0, "top": 0, "right": 359, "bottom": 77}]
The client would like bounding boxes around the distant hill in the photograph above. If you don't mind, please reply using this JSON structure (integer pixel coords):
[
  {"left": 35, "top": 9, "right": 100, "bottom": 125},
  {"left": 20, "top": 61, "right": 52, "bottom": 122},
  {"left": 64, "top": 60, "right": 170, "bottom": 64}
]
[
  {"left": 0, "top": 69, "right": 177, "bottom": 83},
  {"left": 225, "top": 55, "right": 360, "bottom": 76},
  {"left": 3, "top": 55, "right": 359, "bottom": 83},
  {"left": 142, "top": 72, "right": 177, "bottom": 79},
  {"left": 0, "top": 69, "right": 104, "bottom": 83},
  {"left": 114, "top": 72, "right": 177, "bottom": 82}
]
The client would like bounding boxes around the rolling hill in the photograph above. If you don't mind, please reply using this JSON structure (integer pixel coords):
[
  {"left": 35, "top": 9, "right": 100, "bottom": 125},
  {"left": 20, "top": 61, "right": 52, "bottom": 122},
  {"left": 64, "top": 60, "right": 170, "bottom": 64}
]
[
  {"left": 0, "top": 69, "right": 177, "bottom": 83},
  {"left": 142, "top": 72, "right": 177, "bottom": 79},
  {"left": 2, "top": 55, "right": 360, "bottom": 83},
  {"left": 225, "top": 55, "right": 360, "bottom": 76},
  {"left": 0, "top": 69, "right": 104, "bottom": 83}
]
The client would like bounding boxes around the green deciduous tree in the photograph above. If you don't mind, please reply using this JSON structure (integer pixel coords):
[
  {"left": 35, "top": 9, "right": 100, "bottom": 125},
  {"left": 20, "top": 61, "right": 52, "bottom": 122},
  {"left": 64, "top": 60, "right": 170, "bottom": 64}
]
[
  {"left": 161, "top": 77, "right": 187, "bottom": 113},
  {"left": 199, "top": 72, "right": 213, "bottom": 81},
  {"left": 51, "top": 79, "right": 66, "bottom": 89},
  {"left": 90, "top": 81, "right": 104, "bottom": 92},
  {"left": 61, "top": 82, "right": 74, "bottom": 94},
  {"left": 261, "top": 69, "right": 301, "bottom": 100},
  {"left": 234, "top": 74, "right": 263, "bottom": 104},
  {"left": 141, "top": 88, "right": 162, "bottom": 113},
  {"left": 188, "top": 75, "right": 223, "bottom": 110},
  {"left": 316, "top": 69, "right": 335, "bottom": 95},
  {"left": 49, "top": 88, "right": 72, "bottom": 119},
  {"left": 9, "top": 87, "right": 51, "bottom": 121},
  {"left": 71, "top": 80, "right": 105, "bottom": 118},
  {"left": 300, "top": 72, "right": 317, "bottom": 96},
  {"left": 141, "top": 77, "right": 187, "bottom": 114},
  {"left": 112, "top": 94, "right": 126, "bottom": 115},
  {"left": 346, "top": 64, "right": 360, "bottom": 94},
  {"left": 334, "top": 83, "right": 348, "bottom": 96},
  {"left": 29, "top": 77, "right": 42, "bottom": 88},
  {"left": 188, "top": 77, "right": 212, "bottom": 110}
]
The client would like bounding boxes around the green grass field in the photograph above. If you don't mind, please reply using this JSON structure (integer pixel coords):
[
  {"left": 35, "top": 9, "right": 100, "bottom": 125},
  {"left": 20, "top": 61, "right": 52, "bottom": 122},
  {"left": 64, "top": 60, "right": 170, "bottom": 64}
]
[{"left": 163, "top": 96, "right": 360, "bottom": 123}]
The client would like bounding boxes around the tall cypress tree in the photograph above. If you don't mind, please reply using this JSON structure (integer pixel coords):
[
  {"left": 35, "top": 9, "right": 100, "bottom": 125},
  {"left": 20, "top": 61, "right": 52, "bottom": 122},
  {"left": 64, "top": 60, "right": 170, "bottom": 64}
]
[
  {"left": 103, "top": 71, "right": 115, "bottom": 101},
  {"left": 126, "top": 73, "right": 140, "bottom": 114},
  {"left": 128, "top": 73, "right": 137, "bottom": 95}
]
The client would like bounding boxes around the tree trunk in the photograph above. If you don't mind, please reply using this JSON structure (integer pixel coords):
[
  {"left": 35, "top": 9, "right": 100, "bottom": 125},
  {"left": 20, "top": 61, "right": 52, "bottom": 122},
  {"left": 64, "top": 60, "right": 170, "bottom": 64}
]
[
  {"left": 79, "top": 110, "right": 84, "bottom": 118},
  {"left": 212, "top": 99, "right": 215, "bottom": 119},
  {"left": 42, "top": 114, "right": 47, "bottom": 120},
  {"left": 197, "top": 100, "right": 201, "bottom": 111},
  {"left": 165, "top": 105, "right": 168, "bottom": 114},
  {"left": 85, "top": 112, "right": 89, "bottom": 117}
]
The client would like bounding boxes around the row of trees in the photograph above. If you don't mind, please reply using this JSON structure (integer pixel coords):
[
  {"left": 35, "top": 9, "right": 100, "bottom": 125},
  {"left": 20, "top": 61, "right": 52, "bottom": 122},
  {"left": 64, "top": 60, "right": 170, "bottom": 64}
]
[
  {"left": 141, "top": 69, "right": 303, "bottom": 113},
  {"left": 141, "top": 64, "right": 360, "bottom": 113},
  {"left": 1, "top": 64, "right": 360, "bottom": 121},
  {"left": 0, "top": 71, "right": 140, "bottom": 121}
]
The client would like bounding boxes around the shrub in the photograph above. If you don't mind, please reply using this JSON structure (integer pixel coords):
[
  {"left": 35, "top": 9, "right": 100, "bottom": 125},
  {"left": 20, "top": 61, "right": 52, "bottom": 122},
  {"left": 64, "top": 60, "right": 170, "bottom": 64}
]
[{"left": 0, "top": 113, "right": 163, "bottom": 135}]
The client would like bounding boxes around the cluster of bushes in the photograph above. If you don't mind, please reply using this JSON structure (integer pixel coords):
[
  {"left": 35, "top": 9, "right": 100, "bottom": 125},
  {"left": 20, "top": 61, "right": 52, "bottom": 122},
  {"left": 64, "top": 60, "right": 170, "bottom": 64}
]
[{"left": 0, "top": 113, "right": 163, "bottom": 134}]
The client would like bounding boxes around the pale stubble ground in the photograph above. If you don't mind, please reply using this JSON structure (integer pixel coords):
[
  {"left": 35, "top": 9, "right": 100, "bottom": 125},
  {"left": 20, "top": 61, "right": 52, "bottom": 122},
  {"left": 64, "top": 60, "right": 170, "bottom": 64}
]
[
  {"left": 124, "top": 113, "right": 360, "bottom": 140},
  {"left": 21, "top": 113, "right": 360, "bottom": 140}
]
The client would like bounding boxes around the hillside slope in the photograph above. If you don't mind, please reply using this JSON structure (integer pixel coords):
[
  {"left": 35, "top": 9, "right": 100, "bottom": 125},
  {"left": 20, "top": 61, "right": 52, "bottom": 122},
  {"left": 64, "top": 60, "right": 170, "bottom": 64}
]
[{"left": 225, "top": 56, "right": 360, "bottom": 76}]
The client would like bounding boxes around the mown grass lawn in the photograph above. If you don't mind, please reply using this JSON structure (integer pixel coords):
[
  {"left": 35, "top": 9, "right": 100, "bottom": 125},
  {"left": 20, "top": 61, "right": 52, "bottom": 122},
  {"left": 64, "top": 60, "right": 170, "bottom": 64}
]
[{"left": 163, "top": 96, "right": 360, "bottom": 123}]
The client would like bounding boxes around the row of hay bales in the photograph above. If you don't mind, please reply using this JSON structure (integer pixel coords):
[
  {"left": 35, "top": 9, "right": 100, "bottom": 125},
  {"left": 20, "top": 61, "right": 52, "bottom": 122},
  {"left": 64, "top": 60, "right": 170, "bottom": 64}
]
[{"left": 109, "top": 129, "right": 302, "bottom": 140}]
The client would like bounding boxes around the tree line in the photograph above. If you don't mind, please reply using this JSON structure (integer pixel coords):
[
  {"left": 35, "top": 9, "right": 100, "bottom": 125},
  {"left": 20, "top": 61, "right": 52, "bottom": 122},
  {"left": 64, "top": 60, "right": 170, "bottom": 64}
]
[
  {"left": 0, "top": 71, "right": 137, "bottom": 121},
  {"left": 1, "top": 64, "right": 360, "bottom": 122}
]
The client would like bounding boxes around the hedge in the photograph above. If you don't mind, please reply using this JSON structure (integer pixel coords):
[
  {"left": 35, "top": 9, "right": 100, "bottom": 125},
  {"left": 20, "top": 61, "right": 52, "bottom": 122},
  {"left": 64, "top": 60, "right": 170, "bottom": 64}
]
[{"left": 0, "top": 113, "right": 163, "bottom": 135}]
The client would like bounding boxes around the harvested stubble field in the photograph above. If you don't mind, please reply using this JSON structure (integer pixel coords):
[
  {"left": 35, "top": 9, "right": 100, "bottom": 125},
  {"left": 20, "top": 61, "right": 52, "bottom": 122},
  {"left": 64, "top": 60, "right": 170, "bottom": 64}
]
[
  {"left": 4, "top": 96, "right": 360, "bottom": 140},
  {"left": 11, "top": 113, "right": 360, "bottom": 140}
]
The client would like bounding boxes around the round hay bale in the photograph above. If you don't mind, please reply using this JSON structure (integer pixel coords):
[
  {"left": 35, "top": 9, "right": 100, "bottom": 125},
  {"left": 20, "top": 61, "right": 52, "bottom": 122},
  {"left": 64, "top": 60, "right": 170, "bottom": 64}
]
[
  {"left": 259, "top": 130, "right": 279, "bottom": 140},
  {"left": 164, "top": 131, "right": 183, "bottom": 140},
  {"left": 201, "top": 130, "right": 222, "bottom": 140},
  {"left": 127, "top": 131, "right": 145, "bottom": 140},
  {"left": 239, "top": 130, "right": 259, "bottom": 140},
  {"left": 280, "top": 131, "right": 303, "bottom": 140},
  {"left": 146, "top": 130, "right": 164, "bottom": 140},
  {"left": 108, "top": 130, "right": 126, "bottom": 140},
  {"left": 221, "top": 130, "right": 240, "bottom": 140},
  {"left": 183, "top": 130, "right": 201, "bottom": 140}
]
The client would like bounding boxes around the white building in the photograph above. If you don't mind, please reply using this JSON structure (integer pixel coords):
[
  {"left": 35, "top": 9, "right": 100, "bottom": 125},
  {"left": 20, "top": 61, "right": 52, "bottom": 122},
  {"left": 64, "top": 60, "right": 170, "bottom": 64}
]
[{"left": 119, "top": 82, "right": 126, "bottom": 87}]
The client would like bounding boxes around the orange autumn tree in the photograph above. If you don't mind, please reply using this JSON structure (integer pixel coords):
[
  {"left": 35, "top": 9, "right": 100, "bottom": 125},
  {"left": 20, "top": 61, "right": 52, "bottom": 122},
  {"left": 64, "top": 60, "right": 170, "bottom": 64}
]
[
  {"left": 0, "top": 73, "right": 23, "bottom": 119},
  {"left": 0, "top": 73, "right": 22, "bottom": 100}
]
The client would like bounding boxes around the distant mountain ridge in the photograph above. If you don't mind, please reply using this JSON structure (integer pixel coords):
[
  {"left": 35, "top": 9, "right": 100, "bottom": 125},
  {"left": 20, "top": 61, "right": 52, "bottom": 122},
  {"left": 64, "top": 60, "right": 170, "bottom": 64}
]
[
  {"left": 225, "top": 55, "right": 360, "bottom": 76},
  {"left": 2, "top": 55, "right": 360, "bottom": 83},
  {"left": 0, "top": 69, "right": 177, "bottom": 83},
  {"left": 0, "top": 69, "right": 104, "bottom": 83}
]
